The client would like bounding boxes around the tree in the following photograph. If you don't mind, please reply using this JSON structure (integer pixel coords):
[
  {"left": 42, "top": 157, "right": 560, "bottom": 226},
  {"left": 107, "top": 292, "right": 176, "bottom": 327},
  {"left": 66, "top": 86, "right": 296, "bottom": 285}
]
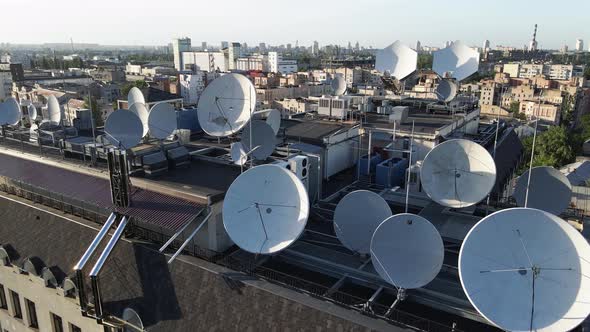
[
  {"left": 508, "top": 101, "right": 520, "bottom": 113},
  {"left": 417, "top": 54, "right": 433, "bottom": 70},
  {"left": 519, "top": 126, "right": 574, "bottom": 173},
  {"left": 83, "top": 96, "right": 103, "bottom": 127},
  {"left": 121, "top": 80, "right": 148, "bottom": 97}
]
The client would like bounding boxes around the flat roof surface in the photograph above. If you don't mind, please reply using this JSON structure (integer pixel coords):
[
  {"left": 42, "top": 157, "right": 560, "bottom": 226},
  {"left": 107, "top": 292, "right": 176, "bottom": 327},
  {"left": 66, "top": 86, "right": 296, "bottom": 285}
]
[
  {"left": 364, "top": 110, "right": 466, "bottom": 135},
  {"left": 284, "top": 119, "right": 353, "bottom": 143}
]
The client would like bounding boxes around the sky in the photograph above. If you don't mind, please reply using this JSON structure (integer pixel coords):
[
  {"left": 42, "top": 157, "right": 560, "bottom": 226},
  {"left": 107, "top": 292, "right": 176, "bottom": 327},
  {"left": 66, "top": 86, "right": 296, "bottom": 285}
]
[{"left": 2, "top": 0, "right": 589, "bottom": 50}]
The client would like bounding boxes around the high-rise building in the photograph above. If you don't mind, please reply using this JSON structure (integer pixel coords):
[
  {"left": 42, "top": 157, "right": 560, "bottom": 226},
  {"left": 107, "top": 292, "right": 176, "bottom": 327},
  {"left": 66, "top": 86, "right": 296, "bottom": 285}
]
[
  {"left": 201, "top": 42, "right": 207, "bottom": 51},
  {"left": 259, "top": 43, "right": 266, "bottom": 53},
  {"left": 355, "top": 41, "right": 360, "bottom": 52},
  {"left": 483, "top": 40, "right": 490, "bottom": 50},
  {"left": 228, "top": 42, "right": 242, "bottom": 70},
  {"left": 576, "top": 39, "right": 584, "bottom": 52},
  {"left": 561, "top": 44, "right": 569, "bottom": 54},
  {"left": 173, "top": 38, "right": 192, "bottom": 71},
  {"left": 221, "top": 41, "right": 229, "bottom": 49},
  {"left": 416, "top": 41, "right": 422, "bottom": 52},
  {"left": 313, "top": 41, "right": 319, "bottom": 55}
]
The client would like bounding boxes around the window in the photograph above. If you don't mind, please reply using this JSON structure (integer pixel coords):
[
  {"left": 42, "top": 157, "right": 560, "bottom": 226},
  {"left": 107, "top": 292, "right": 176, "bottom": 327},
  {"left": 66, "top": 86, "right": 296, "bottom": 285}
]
[
  {"left": 51, "top": 313, "right": 64, "bottom": 332},
  {"left": 25, "top": 299, "right": 39, "bottom": 328},
  {"left": 9, "top": 290, "right": 22, "bottom": 319},
  {"left": 0, "top": 285, "right": 6, "bottom": 309},
  {"left": 69, "top": 323, "right": 81, "bottom": 332}
]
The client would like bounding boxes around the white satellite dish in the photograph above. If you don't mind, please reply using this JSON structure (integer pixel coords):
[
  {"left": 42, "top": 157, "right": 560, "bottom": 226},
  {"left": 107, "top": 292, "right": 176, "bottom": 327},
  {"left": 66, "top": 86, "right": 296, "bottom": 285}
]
[
  {"left": 421, "top": 139, "right": 496, "bottom": 208},
  {"left": 435, "top": 79, "right": 458, "bottom": 103},
  {"left": 127, "top": 87, "right": 145, "bottom": 107},
  {"left": 433, "top": 41, "right": 480, "bottom": 82},
  {"left": 230, "top": 142, "right": 248, "bottom": 166},
  {"left": 148, "top": 102, "right": 177, "bottom": 140},
  {"left": 375, "top": 41, "right": 418, "bottom": 80},
  {"left": 29, "top": 123, "right": 38, "bottom": 136},
  {"left": 265, "top": 109, "right": 281, "bottom": 135},
  {"left": 104, "top": 109, "right": 143, "bottom": 149},
  {"left": 513, "top": 166, "right": 572, "bottom": 215},
  {"left": 459, "top": 207, "right": 590, "bottom": 332},
  {"left": 241, "top": 120, "right": 276, "bottom": 161},
  {"left": 331, "top": 74, "right": 347, "bottom": 96},
  {"left": 223, "top": 165, "right": 309, "bottom": 254},
  {"left": 27, "top": 104, "right": 37, "bottom": 122},
  {"left": 197, "top": 73, "right": 256, "bottom": 137},
  {"left": 129, "top": 102, "right": 149, "bottom": 137},
  {"left": 0, "top": 97, "right": 22, "bottom": 126},
  {"left": 47, "top": 95, "right": 61, "bottom": 125},
  {"left": 333, "top": 190, "right": 392, "bottom": 254}
]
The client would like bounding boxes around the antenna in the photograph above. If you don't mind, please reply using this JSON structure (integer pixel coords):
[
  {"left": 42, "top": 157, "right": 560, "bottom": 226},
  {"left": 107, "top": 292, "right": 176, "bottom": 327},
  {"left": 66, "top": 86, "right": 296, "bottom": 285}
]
[
  {"left": 421, "top": 139, "right": 497, "bottom": 208},
  {"left": 331, "top": 74, "right": 347, "bottom": 96},
  {"left": 333, "top": 190, "right": 392, "bottom": 254},
  {"left": 197, "top": 73, "right": 256, "bottom": 137},
  {"left": 127, "top": 87, "right": 145, "bottom": 107},
  {"left": 513, "top": 166, "right": 572, "bottom": 215},
  {"left": 104, "top": 109, "right": 143, "bottom": 150},
  {"left": 223, "top": 165, "right": 309, "bottom": 254},
  {"left": 433, "top": 41, "right": 480, "bottom": 82},
  {"left": 148, "top": 102, "right": 177, "bottom": 140},
  {"left": 375, "top": 40, "right": 418, "bottom": 80},
  {"left": 240, "top": 120, "right": 276, "bottom": 161},
  {"left": 459, "top": 207, "right": 590, "bottom": 331},
  {"left": 129, "top": 102, "right": 149, "bottom": 137}
]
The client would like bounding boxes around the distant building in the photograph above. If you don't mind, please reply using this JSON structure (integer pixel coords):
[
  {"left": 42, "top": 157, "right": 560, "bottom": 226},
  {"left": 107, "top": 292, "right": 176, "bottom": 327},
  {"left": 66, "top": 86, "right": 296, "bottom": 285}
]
[
  {"left": 313, "top": 41, "right": 319, "bottom": 55},
  {"left": 483, "top": 39, "right": 490, "bottom": 50},
  {"left": 179, "top": 71, "right": 218, "bottom": 105},
  {"left": 520, "top": 101, "right": 560, "bottom": 124},
  {"left": 227, "top": 42, "right": 242, "bottom": 70},
  {"left": 576, "top": 39, "right": 584, "bottom": 52},
  {"left": 181, "top": 51, "right": 227, "bottom": 72},
  {"left": 173, "top": 37, "right": 192, "bottom": 71},
  {"left": 0, "top": 70, "right": 13, "bottom": 101},
  {"left": 201, "top": 41, "right": 207, "bottom": 51},
  {"left": 259, "top": 42, "right": 266, "bottom": 53},
  {"left": 416, "top": 41, "right": 421, "bottom": 52},
  {"left": 268, "top": 52, "right": 297, "bottom": 74}
]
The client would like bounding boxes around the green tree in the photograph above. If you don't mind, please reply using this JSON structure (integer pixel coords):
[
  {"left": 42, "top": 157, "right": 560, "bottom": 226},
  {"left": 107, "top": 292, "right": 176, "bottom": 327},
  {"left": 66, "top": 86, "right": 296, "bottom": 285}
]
[
  {"left": 519, "top": 126, "right": 574, "bottom": 173},
  {"left": 121, "top": 80, "right": 148, "bottom": 97},
  {"left": 83, "top": 96, "right": 103, "bottom": 127},
  {"left": 417, "top": 54, "right": 433, "bottom": 70},
  {"left": 508, "top": 101, "right": 520, "bottom": 113}
]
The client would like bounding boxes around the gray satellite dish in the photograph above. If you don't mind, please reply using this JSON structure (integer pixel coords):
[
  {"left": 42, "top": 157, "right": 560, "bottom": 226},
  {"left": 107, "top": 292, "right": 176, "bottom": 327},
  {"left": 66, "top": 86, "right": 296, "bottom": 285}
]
[
  {"left": 435, "top": 79, "right": 458, "bottom": 103},
  {"left": 375, "top": 40, "right": 418, "bottom": 80},
  {"left": 28, "top": 104, "right": 37, "bottom": 121},
  {"left": 29, "top": 123, "right": 38, "bottom": 135},
  {"left": 331, "top": 74, "right": 347, "bottom": 96},
  {"left": 104, "top": 109, "right": 143, "bottom": 149},
  {"left": 333, "top": 190, "right": 392, "bottom": 254},
  {"left": 41, "top": 267, "right": 58, "bottom": 288},
  {"left": 0, "top": 97, "right": 21, "bottom": 126},
  {"left": 47, "top": 95, "right": 61, "bottom": 125},
  {"left": 127, "top": 87, "right": 145, "bottom": 107},
  {"left": 148, "top": 102, "right": 177, "bottom": 140},
  {"left": 421, "top": 139, "right": 496, "bottom": 208},
  {"left": 459, "top": 207, "right": 590, "bottom": 332},
  {"left": 129, "top": 102, "right": 149, "bottom": 137},
  {"left": 230, "top": 142, "right": 248, "bottom": 166},
  {"left": 433, "top": 41, "right": 480, "bottom": 82},
  {"left": 241, "top": 120, "right": 276, "bottom": 161},
  {"left": 197, "top": 73, "right": 256, "bottom": 137},
  {"left": 223, "top": 165, "right": 309, "bottom": 254},
  {"left": 264, "top": 109, "right": 281, "bottom": 135},
  {"left": 371, "top": 213, "right": 444, "bottom": 289},
  {"left": 513, "top": 166, "right": 572, "bottom": 215},
  {"left": 122, "top": 308, "right": 144, "bottom": 331}
]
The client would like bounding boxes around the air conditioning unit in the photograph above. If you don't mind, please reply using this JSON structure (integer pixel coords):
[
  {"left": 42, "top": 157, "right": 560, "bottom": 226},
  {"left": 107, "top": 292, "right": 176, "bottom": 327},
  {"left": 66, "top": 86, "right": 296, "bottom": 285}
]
[{"left": 272, "top": 156, "right": 309, "bottom": 193}]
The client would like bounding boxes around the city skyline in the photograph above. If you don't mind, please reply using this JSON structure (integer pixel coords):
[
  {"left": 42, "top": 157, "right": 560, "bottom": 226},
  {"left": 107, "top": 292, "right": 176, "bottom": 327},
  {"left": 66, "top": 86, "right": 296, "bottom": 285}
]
[{"left": 2, "top": 0, "right": 589, "bottom": 49}]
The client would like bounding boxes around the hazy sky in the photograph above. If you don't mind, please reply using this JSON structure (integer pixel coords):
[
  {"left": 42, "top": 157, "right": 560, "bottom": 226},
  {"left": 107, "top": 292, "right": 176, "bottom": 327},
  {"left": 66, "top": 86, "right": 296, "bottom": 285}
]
[{"left": 2, "top": 0, "right": 588, "bottom": 49}]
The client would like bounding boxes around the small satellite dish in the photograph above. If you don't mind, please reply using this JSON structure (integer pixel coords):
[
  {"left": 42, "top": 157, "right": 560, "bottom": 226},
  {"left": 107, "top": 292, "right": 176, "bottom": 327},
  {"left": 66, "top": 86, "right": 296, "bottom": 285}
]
[
  {"left": 122, "top": 308, "right": 144, "bottom": 331},
  {"left": 433, "top": 41, "right": 480, "bottom": 82},
  {"left": 29, "top": 123, "right": 38, "bottom": 135},
  {"left": 375, "top": 40, "right": 418, "bottom": 80},
  {"left": 513, "top": 166, "right": 572, "bottom": 215},
  {"left": 265, "top": 109, "right": 281, "bottom": 135},
  {"left": 371, "top": 213, "right": 444, "bottom": 289},
  {"left": 47, "top": 95, "right": 61, "bottom": 125},
  {"left": 41, "top": 267, "right": 58, "bottom": 288},
  {"left": 0, "top": 97, "right": 22, "bottom": 126},
  {"left": 421, "top": 139, "right": 496, "bottom": 208},
  {"left": 223, "top": 165, "right": 309, "bottom": 254},
  {"left": 104, "top": 109, "right": 143, "bottom": 149},
  {"left": 148, "top": 102, "right": 177, "bottom": 140},
  {"left": 435, "top": 79, "right": 458, "bottom": 103},
  {"left": 127, "top": 87, "right": 145, "bottom": 106},
  {"left": 333, "top": 190, "right": 392, "bottom": 254},
  {"left": 230, "top": 142, "right": 248, "bottom": 166},
  {"left": 241, "top": 120, "right": 276, "bottom": 161},
  {"left": 331, "top": 74, "right": 347, "bottom": 96},
  {"left": 459, "top": 208, "right": 590, "bottom": 332},
  {"left": 197, "top": 73, "right": 256, "bottom": 137},
  {"left": 129, "top": 102, "right": 149, "bottom": 137},
  {"left": 28, "top": 104, "right": 37, "bottom": 121}
]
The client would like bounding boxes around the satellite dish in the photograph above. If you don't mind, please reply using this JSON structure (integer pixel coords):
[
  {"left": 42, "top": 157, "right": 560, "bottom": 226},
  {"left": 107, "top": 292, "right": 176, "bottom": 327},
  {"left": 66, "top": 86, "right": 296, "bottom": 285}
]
[
  {"left": 148, "top": 102, "right": 177, "bottom": 140},
  {"left": 230, "top": 142, "right": 248, "bottom": 166},
  {"left": 333, "top": 190, "right": 392, "bottom": 254},
  {"left": 459, "top": 208, "right": 590, "bottom": 332},
  {"left": 375, "top": 41, "right": 418, "bottom": 80},
  {"left": 265, "top": 109, "right": 281, "bottom": 135},
  {"left": 223, "top": 165, "right": 309, "bottom": 254},
  {"left": 331, "top": 74, "right": 347, "bottom": 96},
  {"left": 371, "top": 213, "right": 444, "bottom": 289},
  {"left": 435, "top": 79, "right": 458, "bottom": 103},
  {"left": 127, "top": 87, "right": 145, "bottom": 106},
  {"left": 421, "top": 139, "right": 496, "bottom": 208},
  {"left": 241, "top": 120, "right": 276, "bottom": 161},
  {"left": 47, "top": 95, "right": 61, "bottom": 125},
  {"left": 129, "top": 102, "right": 149, "bottom": 137},
  {"left": 433, "top": 41, "right": 480, "bottom": 82},
  {"left": 197, "top": 73, "right": 256, "bottom": 137},
  {"left": 513, "top": 166, "right": 572, "bottom": 215},
  {"left": 104, "top": 109, "right": 143, "bottom": 149},
  {"left": 28, "top": 104, "right": 37, "bottom": 121},
  {"left": 29, "top": 123, "right": 38, "bottom": 135},
  {"left": 0, "top": 97, "right": 22, "bottom": 126}
]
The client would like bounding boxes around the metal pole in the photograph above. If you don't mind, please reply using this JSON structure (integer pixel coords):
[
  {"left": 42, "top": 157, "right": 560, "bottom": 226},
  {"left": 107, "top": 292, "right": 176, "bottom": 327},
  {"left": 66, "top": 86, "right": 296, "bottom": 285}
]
[
  {"left": 405, "top": 121, "right": 415, "bottom": 213},
  {"left": 525, "top": 92, "right": 542, "bottom": 208},
  {"left": 366, "top": 129, "right": 372, "bottom": 179},
  {"left": 485, "top": 86, "right": 504, "bottom": 214}
]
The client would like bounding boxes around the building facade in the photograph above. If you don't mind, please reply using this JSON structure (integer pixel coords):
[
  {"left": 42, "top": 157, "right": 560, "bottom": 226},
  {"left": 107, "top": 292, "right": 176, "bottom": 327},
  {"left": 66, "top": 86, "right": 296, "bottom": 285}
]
[{"left": 172, "top": 38, "right": 192, "bottom": 71}]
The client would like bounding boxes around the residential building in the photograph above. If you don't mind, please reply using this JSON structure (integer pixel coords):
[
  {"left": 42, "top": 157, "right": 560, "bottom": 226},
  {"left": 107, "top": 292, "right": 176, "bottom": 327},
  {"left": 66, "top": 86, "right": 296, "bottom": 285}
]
[
  {"left": 520, "top": 101, "right": 560, "bottom": 124},
  {"left": 179, "top": 71, "right": 218, "bottom": 105},
  {"left": 236, "top": 54, "right": 265, "bottom": 71},
  {"left": 0, "top": 70, "right": 12, "bottom": 101},
  {"left": 181, "top": 51, "right": 227, "bottom": 72},
  {"left": 576, "top": 39, "right": 584, "bottom": 52},
  {"left": 273, "top": 98, "right": 309, "bottom": 114},
  {"left": 268, "top": 52, "right": 298, "bottom": 74},
  {"left": 228, "top": 42, "right": 242, "bottom": 70},
  {"left": 172, "top": 37, "right": 192, "bottom": 71}
]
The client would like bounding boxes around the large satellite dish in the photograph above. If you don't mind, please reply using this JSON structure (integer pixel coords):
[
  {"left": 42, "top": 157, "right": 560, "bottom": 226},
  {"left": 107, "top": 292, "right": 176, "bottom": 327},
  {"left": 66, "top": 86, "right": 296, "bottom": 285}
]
[
  {"left": 421, "top": 139, "right": 496, "bottom": 208},
  {"left": 433, "top": 41, "right": 480, "bottom": 82},
  {"left": 371, "top": 213, "right": 444, "bottom": 289},
  {"left": 333, "top": 190, "right": 392, "bottom": 254},
  {"left": 0, "top": 97, "right": 22, "bottom": 126},
  {"left": 148, "top": 102, "right": 177, "bottom": 140},
  {"left": 47, "top": 95, "right": 61, "bottom": 125},
  {"left": 197, "top": 73, "right": 256, "bottom": 137},
  {"left": 230, "top": 142, "right": 248, "bottom": 166},
  {"left": 223, "top": 165, "right": 309, "bottom": 254},
  {"left": 128, "top": 87, "right": 145, "bottom": 107},
  {"left": 27, "top": 104, "right": 37, "bottom": 121},
  {"left": 129, "top": 102, "right": 149, "bottom": 137},
  {"left": 459, "top": 208, "right": 590, "bottom": 332},
  {"left": 375, "top": 41, "right": 418, "bottom": 80},
  {"left": 331, "top": 74, "right": 347, "bottom": 96},
  {"left": 104, "top": 109, "right": 143, "bottom": 149},
  {"left": 241, "top": 120, "right": 276, "bottom": 161},
  {"left": 513, "top": 166, "right": 572, "bottom": 215},
  {"left": 435, "top": 79, "right": 458, "bottom": 103}
]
